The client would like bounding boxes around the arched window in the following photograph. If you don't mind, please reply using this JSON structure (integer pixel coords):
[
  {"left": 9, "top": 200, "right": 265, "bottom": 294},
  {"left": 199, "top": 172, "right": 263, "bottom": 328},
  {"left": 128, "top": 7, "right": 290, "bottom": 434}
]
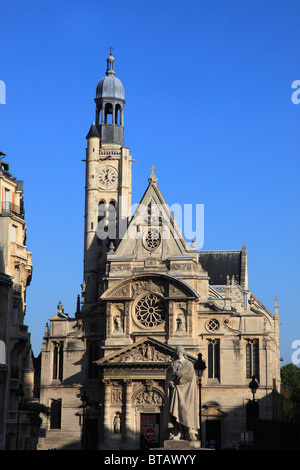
[
  {"left": 207, "top": 339, "right": 220, "bottom": 379},
  {"left": 52, "top": 342, "right": 64, "bottom": 380},
  {"left": 246, "top": 339, "right": 259, "bottom": 380},
  {"left": 98, "top": 200, "right": 106, "bottom": 223},
  {"left": 115, "top": 104, "right": 121, "bottom": 125},
  {"left": 105, "top": 103, "right": 113, "bottom": 124},
  {"left": 96, "top": 106, "right": 102, "bottom": 126}
]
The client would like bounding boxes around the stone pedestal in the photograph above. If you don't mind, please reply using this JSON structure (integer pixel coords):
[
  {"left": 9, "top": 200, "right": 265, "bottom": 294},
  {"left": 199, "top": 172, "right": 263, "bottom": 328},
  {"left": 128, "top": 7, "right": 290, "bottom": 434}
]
[{"left": 163, "top": 440, "right": 201, "bottom": 450}]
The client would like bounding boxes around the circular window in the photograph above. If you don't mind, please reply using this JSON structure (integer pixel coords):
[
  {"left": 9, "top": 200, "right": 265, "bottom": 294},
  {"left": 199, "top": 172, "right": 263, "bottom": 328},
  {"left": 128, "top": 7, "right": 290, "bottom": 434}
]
[
  {"left": 143, "top": 228, "right": 161, "bottom": 251},
  {"left": 135, "top": 294, "right": 166, "bottom": 328},
  {"left": 89, "top": 322, "right": 98, "bottom": 333},
  {"left": 207, "top": 319, "right": 220, "bottom": 332}
]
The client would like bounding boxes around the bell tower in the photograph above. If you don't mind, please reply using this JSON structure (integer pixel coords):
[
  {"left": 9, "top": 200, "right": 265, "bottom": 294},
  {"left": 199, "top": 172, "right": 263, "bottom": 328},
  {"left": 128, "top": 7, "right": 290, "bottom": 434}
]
[{"left": 83, "top": 50, "right": 132, "bottom": 305}]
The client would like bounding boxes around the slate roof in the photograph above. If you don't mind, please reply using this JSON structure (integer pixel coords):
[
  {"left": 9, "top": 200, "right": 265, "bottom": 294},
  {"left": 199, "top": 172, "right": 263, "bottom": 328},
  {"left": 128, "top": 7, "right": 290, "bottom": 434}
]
[
  {"left": 198, "top": 250, "right": 242, "bottom": 285},
  {"left": 86, "top": 121, "right": 100, "bottom": 139}
]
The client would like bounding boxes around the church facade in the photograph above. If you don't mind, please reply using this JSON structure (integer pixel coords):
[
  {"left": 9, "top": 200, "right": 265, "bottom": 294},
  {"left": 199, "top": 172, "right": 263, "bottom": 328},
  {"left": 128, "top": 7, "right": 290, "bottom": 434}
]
[{"left": 37, "top": 53, "right": 282, "bottom": 450}]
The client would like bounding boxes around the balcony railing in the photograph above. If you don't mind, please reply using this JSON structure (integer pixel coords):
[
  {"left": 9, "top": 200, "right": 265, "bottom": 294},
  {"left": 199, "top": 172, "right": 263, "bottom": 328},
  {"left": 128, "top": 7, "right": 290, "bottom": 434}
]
[{"left": 1, "top": 201, "right": 24, "bottom": 219}]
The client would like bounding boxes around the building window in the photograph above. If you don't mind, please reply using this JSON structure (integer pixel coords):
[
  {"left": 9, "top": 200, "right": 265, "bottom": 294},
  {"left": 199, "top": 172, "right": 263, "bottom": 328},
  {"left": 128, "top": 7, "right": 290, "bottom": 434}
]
[
  {"left": 52, "top": 342, "right": 64, "bottom": 380},
  {"left": 207, "top": 339, "right": 220, "bottom": 379},
  {"left": 135, "top": 294, "right": 166, "bottom": 328},
  {"left": 143, "top": 228, "right": 161, "bottom": 251},
  {"left": 12, "top": 225, "right": 17, "bottom": 242},
  {"left": 246, "top": 339, "right": 259, "bottom": 380},
  {"left": 207, "top": 318, "right": 220, "bottom": 332},
  {"left": 50, "top": 399, "right": 62, "bottom": 429}
]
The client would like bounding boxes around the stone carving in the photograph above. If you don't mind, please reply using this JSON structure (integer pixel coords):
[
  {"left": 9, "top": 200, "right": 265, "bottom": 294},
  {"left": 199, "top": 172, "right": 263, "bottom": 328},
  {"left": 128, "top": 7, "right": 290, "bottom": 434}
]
[
  {"left": 110, "top": 264, "right": 131, "bottom": 272},
  {"left": 144, "top": 258, "right": 158, "bottom": 267},
  {"left": 136, "top": 390, "right": 163, "bottom": 405},
  {"left": 169, "top": 284, "right": 187, "bottom": 298},
  {"left": 105, "top": 276, "right": 193, "bottom": 301},
  {"left": 113, "top": 314, "right": 123, "bottom": 333},
  {"left": 109, "top": 283, "right": 130, "bottom": 298},
  {"left": 57, "top": 301, "right": 64, "bottom": 314},
  {"left": 113, "top": 413, "right": 122, "bottom": 433},
  {"left": 112, "top": 343, "right": 172, "bottom": 363},
  {"left": 170, "top": 263, "right": 194, "bottom": 271},
  {"left": 175, "top": 314, "right": 186, "bottom": 333},
  {"left": 165, "top": 346, "right": 199, "bottom": 441},
  {"left": 132, "top": 278, "right": 165, "bottom": 297},
  {"left": 111, "top": 388, "right": 123, "bottom": 403}
]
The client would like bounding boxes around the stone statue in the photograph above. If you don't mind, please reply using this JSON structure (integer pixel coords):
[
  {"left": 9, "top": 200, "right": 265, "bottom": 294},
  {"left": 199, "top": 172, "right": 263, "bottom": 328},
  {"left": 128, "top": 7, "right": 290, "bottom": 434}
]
[
  {"left": 113, "top": 412, "right": 121, "bottom": 434},
  {"left": 165, "top": 346, "right": 199, "bottom": 441},
  {"left": 113, "top": 314, "right": 123, "bottom": 333}
]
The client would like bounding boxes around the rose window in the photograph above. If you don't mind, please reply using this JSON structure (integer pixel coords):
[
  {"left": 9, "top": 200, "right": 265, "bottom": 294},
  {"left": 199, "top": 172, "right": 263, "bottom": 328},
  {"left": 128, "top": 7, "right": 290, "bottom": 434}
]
[
  {"left": 207, "top": 318, "right": 220, "bottom": 332},
  {"left": 144, "top": 228, "right": 161, "bottom": 251},
  {"left": 135, "top": 294, "right": 166, "bottom": 328}
]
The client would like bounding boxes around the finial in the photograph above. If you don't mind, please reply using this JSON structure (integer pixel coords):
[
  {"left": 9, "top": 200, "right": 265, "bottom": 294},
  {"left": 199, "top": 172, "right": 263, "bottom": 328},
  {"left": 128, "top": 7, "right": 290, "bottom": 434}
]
[
  {"left": 106, "top": 47, "right": 116, "bottom": 76},
  {"left": 190, "top": 240, "right": 197, "bottom": 250},
  {"left": 109, "top": 44, "right": 114, "bottom": 56},
  {"left": 275, "top": 297, "right": 279, "bottom": 318},
  {"left": 148, "top": 165, "right": 158, "bottom": 183}
]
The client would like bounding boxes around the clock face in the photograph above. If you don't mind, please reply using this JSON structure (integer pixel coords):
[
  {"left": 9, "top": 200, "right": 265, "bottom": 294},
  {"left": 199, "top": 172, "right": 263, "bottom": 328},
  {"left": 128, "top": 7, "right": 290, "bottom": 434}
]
[{"left": 99, "top": 165, "right": 118, "bottom": 189}]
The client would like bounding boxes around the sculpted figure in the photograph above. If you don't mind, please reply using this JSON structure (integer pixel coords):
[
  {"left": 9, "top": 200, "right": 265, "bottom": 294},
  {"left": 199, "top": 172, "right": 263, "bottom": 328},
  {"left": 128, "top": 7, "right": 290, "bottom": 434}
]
[
  {"left": 113, "top": 413, "right": 121, "bottom": 433},
  {"left": 165, "top": 346, "right": 199, "bottom": 441}
]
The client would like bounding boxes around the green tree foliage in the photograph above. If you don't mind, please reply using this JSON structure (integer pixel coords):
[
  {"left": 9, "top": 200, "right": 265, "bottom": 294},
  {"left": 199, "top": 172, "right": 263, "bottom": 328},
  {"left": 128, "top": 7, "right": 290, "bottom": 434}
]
[
  {"left": 281, "top": 363, "right": 300, "bottom": 422},
  {"left": 20, "top": 401, "right": 51, "bottom": 426}
]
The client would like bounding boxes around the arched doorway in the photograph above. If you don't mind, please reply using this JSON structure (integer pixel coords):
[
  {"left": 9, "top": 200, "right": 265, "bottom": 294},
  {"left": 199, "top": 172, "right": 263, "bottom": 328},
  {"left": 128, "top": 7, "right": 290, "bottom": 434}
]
[{"left": 134, "top": 387, "right": 164, "bottom": 449}]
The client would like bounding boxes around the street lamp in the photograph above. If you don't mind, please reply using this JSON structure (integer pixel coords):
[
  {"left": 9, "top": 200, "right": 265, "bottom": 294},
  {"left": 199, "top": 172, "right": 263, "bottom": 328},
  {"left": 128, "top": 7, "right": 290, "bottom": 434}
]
[
  {"left": 15, "top": 384, "right": 24, "bottom": 450},
  {"left": 194, "top": 353, "right": 206, "bottom": 446},
  {"left": 246, "top": 376, "right": 259, "bottom": 432},
  {"left": 81, "top": 391, "right": 90, "bottom": 449},
  {"left": 249, "top": 375, "right": 259, "bottom": 401}
]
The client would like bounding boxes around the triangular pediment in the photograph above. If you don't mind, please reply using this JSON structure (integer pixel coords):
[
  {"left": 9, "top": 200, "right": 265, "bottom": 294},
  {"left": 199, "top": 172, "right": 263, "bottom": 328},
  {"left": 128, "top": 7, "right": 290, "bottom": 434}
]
[
  {"left": 113, "top": 179, "right": 192, "bottom": 259},
  {"left": 96, "top": 337, "right": 179, "bottom": 367}
]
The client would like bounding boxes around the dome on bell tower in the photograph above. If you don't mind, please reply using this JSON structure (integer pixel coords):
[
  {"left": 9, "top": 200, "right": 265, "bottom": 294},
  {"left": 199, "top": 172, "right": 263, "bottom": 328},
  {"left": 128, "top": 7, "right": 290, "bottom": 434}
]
[
  {"left": 94, "top": 50, "right": 125, "bottom": 146},
  {"left": 95, "top": 54, "right": 125, "bottom": 101}
]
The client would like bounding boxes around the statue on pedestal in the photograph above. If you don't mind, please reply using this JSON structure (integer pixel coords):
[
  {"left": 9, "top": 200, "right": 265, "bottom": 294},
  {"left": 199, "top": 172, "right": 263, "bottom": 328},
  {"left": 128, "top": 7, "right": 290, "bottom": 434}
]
[{"left": 165, "top": 346, "right": 199, "bottom": 441}]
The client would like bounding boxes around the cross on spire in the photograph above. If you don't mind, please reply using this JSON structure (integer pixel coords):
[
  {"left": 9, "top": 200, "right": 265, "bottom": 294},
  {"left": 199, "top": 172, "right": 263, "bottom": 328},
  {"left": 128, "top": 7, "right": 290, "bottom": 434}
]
[
  {"left": 109, "top": 44, "right": 114, "bottom": 55},
  {"left": 148, "top": 165, "right": 158, "bottom": 183}
]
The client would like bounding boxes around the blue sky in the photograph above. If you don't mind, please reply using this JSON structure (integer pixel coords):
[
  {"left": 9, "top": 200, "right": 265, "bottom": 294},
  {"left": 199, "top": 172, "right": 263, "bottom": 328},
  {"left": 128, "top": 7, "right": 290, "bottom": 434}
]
[{"left": 0, "top": 0, "right": 299, "bottom": 364}]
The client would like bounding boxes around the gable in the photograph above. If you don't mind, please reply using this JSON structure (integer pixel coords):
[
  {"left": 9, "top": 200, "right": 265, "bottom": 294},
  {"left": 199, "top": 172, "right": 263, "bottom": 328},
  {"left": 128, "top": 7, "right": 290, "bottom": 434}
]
[
  {"left": 96, "top": 337, "right": 175, "bottom": 367},
  {"left": 114, "top": 179, "right": 192, "bottom": 259},
  {"left": 96, "top": 336, "right": 197, "bottom": 368}
]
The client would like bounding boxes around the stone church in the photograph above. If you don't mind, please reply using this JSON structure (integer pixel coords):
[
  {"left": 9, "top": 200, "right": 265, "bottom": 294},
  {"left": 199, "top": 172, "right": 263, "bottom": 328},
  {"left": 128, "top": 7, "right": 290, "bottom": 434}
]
[{"left": 37, "top": 52, "right": 282, "bottom": 450}]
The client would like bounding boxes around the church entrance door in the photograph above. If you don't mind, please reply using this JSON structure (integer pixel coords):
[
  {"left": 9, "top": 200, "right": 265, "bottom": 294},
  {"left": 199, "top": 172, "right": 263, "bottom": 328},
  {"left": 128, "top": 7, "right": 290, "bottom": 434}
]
[
  {"left": 140, "top": 413, "right": 160, "bottom": 449},
  {"left": 85, "top": 419, "right": 98, "bottom": 449},
  {"left": 205, "top": 419, "right": 221, "bottom": 450}
]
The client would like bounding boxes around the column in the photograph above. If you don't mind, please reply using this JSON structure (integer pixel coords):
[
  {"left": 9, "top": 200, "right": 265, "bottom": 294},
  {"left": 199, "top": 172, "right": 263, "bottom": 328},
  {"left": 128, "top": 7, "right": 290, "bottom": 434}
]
[
  {"left": 124, "top": 379, "right": 134, "bottom": 446},
  {"left": 102, "top": 379, "right": 112, "bottom": 445}
]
